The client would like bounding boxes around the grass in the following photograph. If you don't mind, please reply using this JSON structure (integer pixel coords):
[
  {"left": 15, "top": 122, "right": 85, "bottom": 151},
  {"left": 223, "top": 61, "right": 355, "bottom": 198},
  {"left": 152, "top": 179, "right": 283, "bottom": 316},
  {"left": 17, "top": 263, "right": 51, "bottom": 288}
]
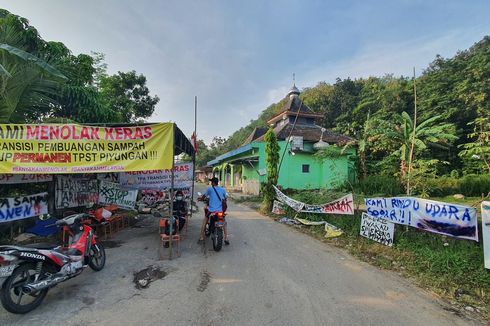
[{"left": 233, "top": 192, "right": 490, "bottom": 321}]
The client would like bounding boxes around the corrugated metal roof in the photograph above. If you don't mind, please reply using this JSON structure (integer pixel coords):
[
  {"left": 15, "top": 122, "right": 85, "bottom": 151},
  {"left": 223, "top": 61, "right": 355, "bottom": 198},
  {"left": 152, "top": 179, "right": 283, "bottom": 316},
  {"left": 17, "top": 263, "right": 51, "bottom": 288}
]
[{"left": 207, "top": 143, "right": 256, "bottom": 166}]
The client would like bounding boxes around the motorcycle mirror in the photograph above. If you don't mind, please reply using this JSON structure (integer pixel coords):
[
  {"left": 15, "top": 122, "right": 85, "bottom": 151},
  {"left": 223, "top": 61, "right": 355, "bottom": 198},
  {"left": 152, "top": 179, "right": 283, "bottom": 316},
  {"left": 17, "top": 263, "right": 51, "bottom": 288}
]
[{"left": 38, "top": 214, "right": 51, "bottom": 221}]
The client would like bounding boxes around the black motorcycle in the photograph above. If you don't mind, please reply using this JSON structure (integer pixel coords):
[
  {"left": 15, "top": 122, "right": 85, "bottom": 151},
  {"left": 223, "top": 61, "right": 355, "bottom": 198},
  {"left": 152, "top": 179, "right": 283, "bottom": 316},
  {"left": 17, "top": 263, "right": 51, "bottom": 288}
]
[{"left": 198, "top": 192, "right": 226, "bottom": 252}]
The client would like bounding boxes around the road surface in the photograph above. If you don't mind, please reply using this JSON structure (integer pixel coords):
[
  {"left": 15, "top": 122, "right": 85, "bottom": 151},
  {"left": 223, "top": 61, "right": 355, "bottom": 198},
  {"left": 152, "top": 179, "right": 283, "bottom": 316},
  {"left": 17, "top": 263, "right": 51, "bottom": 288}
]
[{"left": 0, "top": 186, "right": 480, "bottom": 325}]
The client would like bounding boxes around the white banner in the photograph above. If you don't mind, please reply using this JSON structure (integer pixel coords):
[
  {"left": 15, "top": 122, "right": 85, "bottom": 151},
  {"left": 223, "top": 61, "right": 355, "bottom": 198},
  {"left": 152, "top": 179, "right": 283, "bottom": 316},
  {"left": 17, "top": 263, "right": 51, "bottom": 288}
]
[
  {"left": 119, "top": 162, "right": 193, "bottom": 190},
  {"left": 0, "top": 174, "right": 52, "bottom": 184},
  {"left": 365, "top": 197, "right": 478, "bottom": 241},
  {"left": 0, "top": 192, "right": 48, "bottom": 223},
  {"left": 273, "top": 185, "right": 354, "bottom": 215},
  {"left": 55, "top": 176, "right": 98, "bottom": 209},
  {"left": 272, "top": 200, "right": 286, "bottom": 215},
  {"left": 98, "top": 181, "right": 137, "bottom": 209},
  {"left": 300, "top": 193, "right": 354, "bottom": 215},
  {"left": 360, "top": 212, "right": 395, "bottom": 246},
  {"left": 273, "top": 186, "right": 304, "bottom": 212},
  {"left": 482, "top": 202, "right": 490, "bottom": 269}
]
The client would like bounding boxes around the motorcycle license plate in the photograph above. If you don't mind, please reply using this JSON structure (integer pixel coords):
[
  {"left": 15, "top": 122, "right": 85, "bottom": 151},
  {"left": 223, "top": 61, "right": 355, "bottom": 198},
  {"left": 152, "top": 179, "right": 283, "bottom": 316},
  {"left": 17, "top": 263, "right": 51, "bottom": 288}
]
[
  {"left": 216, "top": 221, "right": 224, "bottom": 227},
  {"left": 0, "top": 265, "right": 16, "bottom": 277}
]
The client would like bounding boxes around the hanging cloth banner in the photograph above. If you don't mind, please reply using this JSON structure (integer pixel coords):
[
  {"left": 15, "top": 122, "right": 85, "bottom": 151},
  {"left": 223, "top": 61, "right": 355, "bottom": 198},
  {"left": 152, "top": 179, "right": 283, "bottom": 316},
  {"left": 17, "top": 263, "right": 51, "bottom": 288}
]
[
  {"left": 0, "top": 123, "right": 174, "bottom": 174},
  {"left": 0, "top": 192, "right": 48, "bottom": 223},
  {"left": 365, "top": 197, "right": 478, "bottom": 241},
  {"left": 300, "top": 193, "right": 354, "bottom": 215},
  {"left": 272, "top": 200, "right": 286, "bottom": 215},
  {"left": 482, "top": 202, "right": 490, "bottom": 269},
  {"left": 273, "top": 186, "right": 304, "bottom": 212},
  {"left": 273, "top": 185, "right": 354, "bottom": 215},
  {"left": 118, "top": 162, "right": 193, "bottom": 190},
  {"left": 0, "top": 174, "right": 52, "bottom": 184}
]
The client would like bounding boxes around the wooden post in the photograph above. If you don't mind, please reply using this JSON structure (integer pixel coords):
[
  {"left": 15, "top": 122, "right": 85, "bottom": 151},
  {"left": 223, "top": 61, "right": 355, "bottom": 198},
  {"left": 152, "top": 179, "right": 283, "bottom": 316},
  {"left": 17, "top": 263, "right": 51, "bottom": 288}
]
[
  {"left": 190, "top": 96, "right": 197, "bottom": 218},
  {"left": 407, "top": 67, "right": 418, "bottom": 195},
  {"left": 168, "top": 126, "right": 175, "bottom": 260}
]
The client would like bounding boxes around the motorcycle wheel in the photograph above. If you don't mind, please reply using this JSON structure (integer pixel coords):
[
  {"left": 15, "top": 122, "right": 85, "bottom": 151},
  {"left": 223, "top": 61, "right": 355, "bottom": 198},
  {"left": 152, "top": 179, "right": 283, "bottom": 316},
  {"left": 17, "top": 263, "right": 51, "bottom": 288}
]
[
  {"left": 0, "top": 263, "right": 49, "bottom": 314},
  {"left": 88, "top": 243, "right": 106, "bottom": 271},
  {"left": 213, "top": 228, "right": 223, "bottom": 252}
]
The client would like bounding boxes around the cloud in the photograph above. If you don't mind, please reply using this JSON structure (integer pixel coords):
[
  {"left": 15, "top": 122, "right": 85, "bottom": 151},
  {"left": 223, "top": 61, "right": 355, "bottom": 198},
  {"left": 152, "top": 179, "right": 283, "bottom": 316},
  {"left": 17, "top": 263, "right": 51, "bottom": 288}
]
[{"left": 302, "top": 26, "right": 489, "bottom": 84}]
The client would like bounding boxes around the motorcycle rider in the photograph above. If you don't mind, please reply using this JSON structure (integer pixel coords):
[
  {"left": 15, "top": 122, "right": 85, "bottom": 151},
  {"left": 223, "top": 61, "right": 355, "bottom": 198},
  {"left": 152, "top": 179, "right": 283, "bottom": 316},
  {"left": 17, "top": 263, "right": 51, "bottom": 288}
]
[
  {"left": 198, "top": 177, "right": 229, "bottom": 245},
  {"left": 173, "top": 190, "right": 187, "bottom": 231}
]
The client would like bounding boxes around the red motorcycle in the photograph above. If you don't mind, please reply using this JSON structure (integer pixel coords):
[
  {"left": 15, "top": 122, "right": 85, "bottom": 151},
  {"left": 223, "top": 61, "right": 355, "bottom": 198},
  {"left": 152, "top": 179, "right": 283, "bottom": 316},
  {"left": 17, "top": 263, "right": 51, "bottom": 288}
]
[{"left": 0, "top": 213, "right": 106, "bottom": 314}]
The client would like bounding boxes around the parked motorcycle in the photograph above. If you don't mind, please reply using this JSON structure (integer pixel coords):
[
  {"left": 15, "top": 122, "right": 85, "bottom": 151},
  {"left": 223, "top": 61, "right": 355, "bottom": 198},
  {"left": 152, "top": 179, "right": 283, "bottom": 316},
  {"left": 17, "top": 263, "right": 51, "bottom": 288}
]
[
  {"left": 0, "top": 213, "right": 106, "bottom": 314},
  {"left": 197, "top": 192, "right": 226, "bottom": 252}
]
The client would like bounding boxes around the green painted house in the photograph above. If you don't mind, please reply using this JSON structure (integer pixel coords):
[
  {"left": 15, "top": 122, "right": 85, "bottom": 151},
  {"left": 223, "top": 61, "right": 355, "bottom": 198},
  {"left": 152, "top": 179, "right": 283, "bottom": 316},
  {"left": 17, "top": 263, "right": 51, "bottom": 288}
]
[{"left": 208, "top": 85, "right": 356, "bottom": 195}]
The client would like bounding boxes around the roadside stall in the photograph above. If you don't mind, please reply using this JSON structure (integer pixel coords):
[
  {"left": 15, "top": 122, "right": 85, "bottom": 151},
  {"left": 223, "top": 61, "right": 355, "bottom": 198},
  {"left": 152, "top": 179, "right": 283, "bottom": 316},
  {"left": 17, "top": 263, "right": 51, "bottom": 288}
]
[{"left": 0, "top": 122, "right": 195, "bottom": 258}]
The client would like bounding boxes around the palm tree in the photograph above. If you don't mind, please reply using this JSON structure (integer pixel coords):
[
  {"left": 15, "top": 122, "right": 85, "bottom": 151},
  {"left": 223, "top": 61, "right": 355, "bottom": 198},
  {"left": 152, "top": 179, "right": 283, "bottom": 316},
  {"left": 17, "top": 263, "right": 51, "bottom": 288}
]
[{"left": 385, "top": 111, "right": 458, "bottom": 178}]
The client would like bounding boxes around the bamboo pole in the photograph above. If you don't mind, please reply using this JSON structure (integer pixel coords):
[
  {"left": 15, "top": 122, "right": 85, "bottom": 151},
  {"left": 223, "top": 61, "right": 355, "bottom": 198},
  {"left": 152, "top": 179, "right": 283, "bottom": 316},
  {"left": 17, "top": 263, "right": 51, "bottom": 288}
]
[{"left": 407, "top": 67, "right": 418, "bottom": 195}]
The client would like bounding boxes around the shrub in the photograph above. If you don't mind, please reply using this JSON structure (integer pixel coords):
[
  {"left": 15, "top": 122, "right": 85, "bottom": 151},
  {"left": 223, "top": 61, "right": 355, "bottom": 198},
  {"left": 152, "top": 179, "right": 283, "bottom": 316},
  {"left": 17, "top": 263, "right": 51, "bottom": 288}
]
[
  {"left": 459, "top": 174, "right": 490, "bottom": 196},
  {"left": 356, "top": 175, "right": 404, "bottom": 196},
  {"left": 425, "top": 176, "right": 459, "bottom": 197},
  {"left": 424, "top": 174, "right": 490, "bottom": 197}
]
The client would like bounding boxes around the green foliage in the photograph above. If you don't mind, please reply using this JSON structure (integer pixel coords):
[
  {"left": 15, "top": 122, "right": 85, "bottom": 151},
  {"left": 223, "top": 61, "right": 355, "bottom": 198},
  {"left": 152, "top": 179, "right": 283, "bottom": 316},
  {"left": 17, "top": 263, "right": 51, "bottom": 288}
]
[
  {"left": 0, "top": 9, "right": 158, "bottom": 124},
  {"left": 261, "top": 128, "right": 279, "bottom": 211},
  {"left": 458, "top": 174, "right": 490, "bottom": 197},
  {"left": 377, "top": 111, "right": 458, "bottom": 182},
  {"left": 459, "top": 116, "right": 490, "bottom": 174},
  {"left": 403, "top": 159, "right": 442, "bottom": 197},
  {"left": 99, "top": 71, "right": 159, "bottom": 123},
  {"left": 0, "top": 11, "right": 66, "bottom": 123},
  {"left": 421, "top": 174, "right": 490, "bottom": 197},
  {"left": 356, "top": 175, "right": 404, "bottom": 196}
]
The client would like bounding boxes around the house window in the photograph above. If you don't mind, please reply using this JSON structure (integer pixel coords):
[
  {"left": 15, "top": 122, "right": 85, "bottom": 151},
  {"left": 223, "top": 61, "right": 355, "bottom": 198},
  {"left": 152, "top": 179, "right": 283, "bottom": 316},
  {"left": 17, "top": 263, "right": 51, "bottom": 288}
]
[{"left": 302, "top": 164, "right": 310, "bottom": 173}]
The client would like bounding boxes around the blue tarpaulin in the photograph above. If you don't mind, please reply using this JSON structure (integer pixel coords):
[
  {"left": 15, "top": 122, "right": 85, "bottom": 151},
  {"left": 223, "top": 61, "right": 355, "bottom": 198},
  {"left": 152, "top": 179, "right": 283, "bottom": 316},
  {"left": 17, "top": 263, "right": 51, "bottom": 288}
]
[{"left": 26, "top": 218, "right": 58, "bottom": 237}]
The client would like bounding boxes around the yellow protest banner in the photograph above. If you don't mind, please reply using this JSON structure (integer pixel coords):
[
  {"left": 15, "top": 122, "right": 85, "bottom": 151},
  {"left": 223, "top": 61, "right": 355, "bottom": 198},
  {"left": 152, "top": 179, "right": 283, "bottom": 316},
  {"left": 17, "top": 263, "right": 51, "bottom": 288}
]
[{"left": 0, "top": 123, "right": 174, "bottom": 174}]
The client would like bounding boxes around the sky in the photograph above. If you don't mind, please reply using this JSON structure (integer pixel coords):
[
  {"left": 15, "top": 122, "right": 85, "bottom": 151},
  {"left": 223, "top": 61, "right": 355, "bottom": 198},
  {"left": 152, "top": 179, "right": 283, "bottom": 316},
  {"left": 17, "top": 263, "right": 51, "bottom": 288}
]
[{"left": 0, "top": 0, "right": 489, "bottom": 142}]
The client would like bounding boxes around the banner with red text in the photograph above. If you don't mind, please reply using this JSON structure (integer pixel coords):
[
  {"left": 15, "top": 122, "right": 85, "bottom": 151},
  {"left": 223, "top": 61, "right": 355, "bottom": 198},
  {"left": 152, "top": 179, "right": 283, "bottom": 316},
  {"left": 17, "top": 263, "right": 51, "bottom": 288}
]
[
  {"left": 273, "top": 185, "right": 354, "bottom": 215},
  {"left": 0, "top": 123, "right": 174, "bottom": 174},
  {"left": 118, "top": 162, "right": 193, "bottom": 190}
]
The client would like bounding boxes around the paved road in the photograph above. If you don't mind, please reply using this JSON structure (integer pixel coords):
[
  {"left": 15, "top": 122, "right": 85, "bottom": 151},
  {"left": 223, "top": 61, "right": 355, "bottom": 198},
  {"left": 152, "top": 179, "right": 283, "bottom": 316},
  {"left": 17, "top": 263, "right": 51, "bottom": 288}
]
[{"left": 0, "top": 186, "right": 480, "bottom": 325}]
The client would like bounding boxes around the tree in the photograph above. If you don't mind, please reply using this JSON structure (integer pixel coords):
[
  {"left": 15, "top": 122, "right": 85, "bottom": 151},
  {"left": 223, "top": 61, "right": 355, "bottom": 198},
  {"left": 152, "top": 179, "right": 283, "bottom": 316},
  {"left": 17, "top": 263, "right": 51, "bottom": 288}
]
[
  {"left": 195, "top": 139, "right": 215, "bottom": 168},
  {"left": 99, "top": 71, "right": 159, "bottom": 123},
  {"left": 339, "top": 112, "right": 383, "bottom": 180},
  {"left": 381, "top": 112, "right": 458, "bottom": 180},
  {"left": 0, "top": 20, "right": 67, "bottom": 122},
  {"left": 262, "top": 128, "right": 279, "bottom": 212},
  {"left": 459, "top": 116, "right": 490, "bottom": 173}
]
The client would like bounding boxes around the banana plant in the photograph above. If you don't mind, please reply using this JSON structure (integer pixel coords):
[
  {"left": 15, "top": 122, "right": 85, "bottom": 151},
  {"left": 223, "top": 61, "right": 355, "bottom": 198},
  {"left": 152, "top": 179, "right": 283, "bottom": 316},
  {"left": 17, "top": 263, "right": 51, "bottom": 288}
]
[{"left": 0, "top": 43, "right": 66, "bottom": 123}]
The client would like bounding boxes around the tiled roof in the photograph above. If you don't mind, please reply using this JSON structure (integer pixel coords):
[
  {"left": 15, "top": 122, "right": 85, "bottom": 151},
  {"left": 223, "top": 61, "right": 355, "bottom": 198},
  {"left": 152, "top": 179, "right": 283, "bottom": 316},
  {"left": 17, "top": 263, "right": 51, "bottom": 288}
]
[{"left": 254, "top": 123, "right": 352, "bottom": 144}]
